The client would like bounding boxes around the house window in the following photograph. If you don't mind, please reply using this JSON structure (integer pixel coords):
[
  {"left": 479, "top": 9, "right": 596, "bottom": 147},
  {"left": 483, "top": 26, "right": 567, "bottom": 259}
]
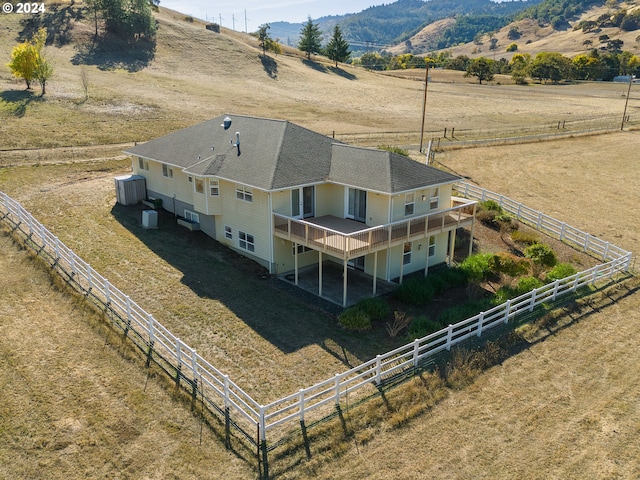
[
  {"left": 428, "top": 236, "right": 436, "bottom": 257},
  {"left": 292, "top": 244, "right": 312, "bottom": 255},
  {"left": 184, "top": 210, "right": 199, "bottom": 224},
  {"left": 162, "top": 164, "right": 174, "bottom": 178},
  {"left": 195, "top": 178, "right": 204, "bottom": 194},
  {"left": 224, "top": 226, "right": 232, "bottom": 239},
  {"left": 430, "top": 187, "right": 439, "bottom": 210},
  {"left": 138, "top": 158, "right": 149, "bottom": 171},
  {"left": 188, "top": 176, "right": 193, "bottom": 183},
  {"left": 404, "top": 193, "right": 415, "bottom": 216},
  {"left": 239, "top": 231, "right": 255, "bottom": 252},
  {"left": 403, "top": 242, "right": 412, "bottom": 265},
  {"left": 210, "top": 180, "right": 219, "bottom": 196},
  {"left": 236, "top": 185, "right": 253, "bottom": 202}
]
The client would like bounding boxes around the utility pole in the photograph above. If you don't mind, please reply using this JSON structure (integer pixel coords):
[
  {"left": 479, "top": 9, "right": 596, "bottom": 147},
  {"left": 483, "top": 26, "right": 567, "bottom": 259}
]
[
  {"left": 245, "top": 10, "right": 248, "bottom": 33},
  {"left": 419, "top": 64, "right": 430, "bottom": 153},
  {"left": 232, "top": 14, "right": 235, "bottom": 31},
  {"left": 621, "top": 74, "right": 633, "bottom": 130}
]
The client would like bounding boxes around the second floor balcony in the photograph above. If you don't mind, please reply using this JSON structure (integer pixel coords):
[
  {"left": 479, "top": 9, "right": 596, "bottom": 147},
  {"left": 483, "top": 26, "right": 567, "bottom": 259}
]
[{"left": 273, "top": 197, "right": 476, "bottom": 260}]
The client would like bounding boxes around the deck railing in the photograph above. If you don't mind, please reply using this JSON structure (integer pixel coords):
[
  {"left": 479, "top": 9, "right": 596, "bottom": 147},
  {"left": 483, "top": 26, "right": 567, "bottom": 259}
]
[{"left": 273, "top": 197, "right": 476, "bottom": 260}]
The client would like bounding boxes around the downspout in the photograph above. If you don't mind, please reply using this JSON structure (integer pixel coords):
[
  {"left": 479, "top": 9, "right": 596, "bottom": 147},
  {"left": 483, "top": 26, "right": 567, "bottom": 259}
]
[
  {"left": 268, "top": 192, "right": 274, "bottom": 274},
  {"left": 386, "top": 195, "right": 392, "bottom": 281}
]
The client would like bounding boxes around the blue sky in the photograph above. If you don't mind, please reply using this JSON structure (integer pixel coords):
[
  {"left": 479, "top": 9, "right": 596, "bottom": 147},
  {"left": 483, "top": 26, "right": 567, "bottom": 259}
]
[{"left": 160, "top": 0, "right": 384, "bottom": 32}]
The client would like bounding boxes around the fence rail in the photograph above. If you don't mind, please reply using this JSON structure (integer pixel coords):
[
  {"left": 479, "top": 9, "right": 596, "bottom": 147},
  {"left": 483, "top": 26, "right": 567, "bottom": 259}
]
[{"left": 0, "top": 184, "right": 633, "bottom": 463}]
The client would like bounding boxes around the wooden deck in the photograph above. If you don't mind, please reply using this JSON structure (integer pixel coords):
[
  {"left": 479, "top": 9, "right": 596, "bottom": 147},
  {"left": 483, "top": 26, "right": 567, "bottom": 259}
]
[{"left": 273, "top": 199, "right": 476, "bottom": 260}]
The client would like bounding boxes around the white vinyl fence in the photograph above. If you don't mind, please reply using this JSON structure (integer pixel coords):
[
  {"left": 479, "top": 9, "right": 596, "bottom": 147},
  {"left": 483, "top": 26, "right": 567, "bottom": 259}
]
[{"left": 0, "top": 184, "right": 633, "bottom": 470}]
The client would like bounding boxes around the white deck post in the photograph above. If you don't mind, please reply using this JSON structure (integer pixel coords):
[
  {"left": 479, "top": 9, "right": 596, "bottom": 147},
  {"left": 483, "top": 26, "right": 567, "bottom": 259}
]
[
  {"left": 372, "top": 251, "right": 378, "bottom": 296},
  {"left": 294, "top": 242, "right": 299, "bottom": 285},
  {"left": 343, "top": 259, "right": 348, "bottom": 307},
  {"left": 468, "top": 204, "right": 477, "bottom": 258},
  {"left": 448, "top": 228, "right": 457, "bottom": 266},
  {"left": 318, "top": 251, "right": 323, "bottom": 296}
]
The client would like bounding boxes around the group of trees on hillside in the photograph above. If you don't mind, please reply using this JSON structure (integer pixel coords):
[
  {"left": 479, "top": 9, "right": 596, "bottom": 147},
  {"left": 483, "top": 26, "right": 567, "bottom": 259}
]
[
  {"left": 85, "top": 0, "right": 158, "bottom": 40},
  {"left": 7, "top": 28, "right": 53, "bottom": 95},
  {"left": 256, "top": 17, "right": 352, "bottom": 67},
  {"left": 350, "top": 46, "right": 640, "bottom": 85}
]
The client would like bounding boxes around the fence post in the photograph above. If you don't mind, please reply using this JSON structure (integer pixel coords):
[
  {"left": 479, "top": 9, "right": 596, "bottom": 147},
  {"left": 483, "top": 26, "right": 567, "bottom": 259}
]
[
  {"left": 259, "top": 406, "right": 268, "bottom": 480},
  {"left": 584, "top": 235, "right": 590, "bottom": 253},
  {"left": 560, "top": 223, "right": 566, "bottom": 242},
  {"left": 591, "top": 265, "right": 600, "bottom": 285},
  {"left": 375, "top": 355, "right": 382, "bottom": 385},
  {"left": 516, "top": 203, "right": 522, "bottom": 220},
  {"left": 504, "top": 300, "right": 512, "bottom": 324},
  {"left": 146, "top": 313, "right": 155, "bottom": 367},
  {"left": 334, "top": 374, "right": 341, "bottom": 406},
  {"left": 104, "top": 277, "right": 111, "bottom": 306},
  {"left": 476, "top": 312, "right": 485, "bottom": 337},
  {"left": 224, "top": 375, "right": 231, "bottom": 449},
  {"left": 299, "top": 387, "right": 311, "bottom": 459},
  {"left": 603, "top": 242, "right": 610, "bottom": 262},
  {"left": 125, "top": 296, "right": 132, "bottom": 335},
  {"left": 529, "top": 288, "right": 537, "bottom": 312},
  {"left": 54, "top": 237, "right": 60, "bottom": 264},
  {"left": 413, "top": 339, "right": 420, "bottom": 367},
  {"left": 537, "top": 212, "right": 543, "bottom": 229},
  {"left": 175, "top": 338, "right": 182, "bottom": 387},
  {"left": 191, "top": 347, "right": 198, "bottom": 404},
  {"left": 552, "top": 279, "right": 560, "bottom": 300},
  {"left": 446, "top": 324, "right": 453, "bottom": 350}
]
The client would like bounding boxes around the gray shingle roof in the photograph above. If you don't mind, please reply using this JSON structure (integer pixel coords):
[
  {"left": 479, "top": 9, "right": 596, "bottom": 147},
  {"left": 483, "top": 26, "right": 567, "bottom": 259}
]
[{"left": 125, "top": 114, "right": 460, "bottom": 192}]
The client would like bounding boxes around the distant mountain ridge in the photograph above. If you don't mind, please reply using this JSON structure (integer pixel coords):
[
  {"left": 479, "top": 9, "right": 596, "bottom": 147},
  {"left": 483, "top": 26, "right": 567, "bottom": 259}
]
[{"left": 269, "top": 0, "right": 544, "bottom": 53}]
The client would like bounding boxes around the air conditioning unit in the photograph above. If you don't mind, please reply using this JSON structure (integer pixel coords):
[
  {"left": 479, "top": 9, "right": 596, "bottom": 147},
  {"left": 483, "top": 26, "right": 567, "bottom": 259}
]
[{"left": 142, "top": 209, "right": 158, "bottom": 229}]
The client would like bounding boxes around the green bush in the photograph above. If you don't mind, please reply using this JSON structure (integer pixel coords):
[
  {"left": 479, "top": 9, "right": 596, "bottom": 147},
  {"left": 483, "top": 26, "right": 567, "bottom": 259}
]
[
  {"left": 338, "top": 307, "right": 371, "bottom": 331},
  {"left": 356, "top": 297, "right": 390, "bottom": 321},
  {"left": 480, "top": 200, "right": 503, "bottom": 212},
  {"left": 395, "top": 277, "right": 436, "bottom": 306},
  {"left": 408, "top": 316, "right": 442, "bottom": 340},
  {"left": 511, "top": 229, "right": 540, "bottom": 245},
  {"left": 545, "top": 263, "right": 577, "bottom": 283},
  {"left": 488, "top": 252, "right": 530, "bottom": 277},
  {"left": 459, "top": 253, "right": 493, "bottom": 282},
  {"left": 516, "top": 276, "right": 544, "bottom": 295},
  {"left": 524, "top": 243, "right": 557, "bottom": 267}
]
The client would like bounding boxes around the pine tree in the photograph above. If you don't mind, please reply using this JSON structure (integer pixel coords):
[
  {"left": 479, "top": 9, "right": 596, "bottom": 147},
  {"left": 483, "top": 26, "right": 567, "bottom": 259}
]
[
  {"left": 325, "top": 25, "right": 351, "bottom": 67},
  {"left": 298, "top": 17, "right": 322, "bottom": 60}
]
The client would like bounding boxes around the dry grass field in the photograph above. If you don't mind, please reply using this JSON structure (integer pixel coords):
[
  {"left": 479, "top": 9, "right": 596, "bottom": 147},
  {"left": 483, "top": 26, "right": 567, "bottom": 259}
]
[{"left": 1, "top": 4, "right": 639, "bottom": 479}]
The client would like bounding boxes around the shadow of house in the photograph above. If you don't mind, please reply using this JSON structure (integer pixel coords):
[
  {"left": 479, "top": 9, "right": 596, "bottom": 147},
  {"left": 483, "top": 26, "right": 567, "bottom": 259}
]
[
  {"left": 72, "top": 35, "right": 156, "bottom": 72},
  {"left": 0, "top": 90, "right": 41, "bottom": 117},
  {"left": 110, "top": 202, "right": 399, "bottom": 362}
]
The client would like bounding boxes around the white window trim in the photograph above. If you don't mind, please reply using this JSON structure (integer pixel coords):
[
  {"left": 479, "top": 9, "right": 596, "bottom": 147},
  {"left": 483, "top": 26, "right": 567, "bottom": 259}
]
[
  {"left": 428, "top": 236, "right": 436, "bottom": 257},
  {"left": 210, "top": 180, "right": 219, "bottom": 196},
  {"left": 162, "top": 164, "right": 174, "bottom": 179},
  {"left": 430, "top": 187, "right": 439, "bottom": 210},
  {"left": 404, "top": 193, "right": 415, "bottom": 217},
  {"left": 403, "top": 242, "right": 412, "bottom": 265},
  {"left": 239, "top": 231, "right": 255, "bottom": 252},
  {"left": 138, "top": 158, "right": 149, "bottom": 171},
  {"left": 236, "top": 185, "right": 253, "bottom": 202},
  {"left": 292, "top": 244, "right": 313, "bottom": 255},
  {"left": 184, "top": 210, "right": 199, "bottom": 224}
]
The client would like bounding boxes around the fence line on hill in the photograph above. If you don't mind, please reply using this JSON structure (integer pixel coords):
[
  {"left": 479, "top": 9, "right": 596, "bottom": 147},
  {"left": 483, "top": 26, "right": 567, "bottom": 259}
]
[{"left": 0, "top": 185, "right": 632, "bottom": 477}]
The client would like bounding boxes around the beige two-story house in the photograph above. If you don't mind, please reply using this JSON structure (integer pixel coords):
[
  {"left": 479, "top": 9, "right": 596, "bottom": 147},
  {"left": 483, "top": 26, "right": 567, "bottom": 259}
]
[{"left": 125, "top": 114, "right": 476, "bottom": 306}]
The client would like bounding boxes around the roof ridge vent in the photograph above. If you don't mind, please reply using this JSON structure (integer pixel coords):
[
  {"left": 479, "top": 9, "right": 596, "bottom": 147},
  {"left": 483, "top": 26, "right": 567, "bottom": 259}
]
[{"left": 221, "top": 116, "right": 232, "bottom": 130}]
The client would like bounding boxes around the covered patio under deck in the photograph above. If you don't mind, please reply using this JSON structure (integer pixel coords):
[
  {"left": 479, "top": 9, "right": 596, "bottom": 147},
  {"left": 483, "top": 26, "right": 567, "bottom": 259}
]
[{"left": 279, "top": 260, "right": 398, "bottom": 307}]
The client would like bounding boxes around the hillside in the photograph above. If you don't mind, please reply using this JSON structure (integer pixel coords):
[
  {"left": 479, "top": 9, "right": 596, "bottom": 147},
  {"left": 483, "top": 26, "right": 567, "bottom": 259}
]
[{"left": 430, "top": 1, "right": 640, "bottom": 60}]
